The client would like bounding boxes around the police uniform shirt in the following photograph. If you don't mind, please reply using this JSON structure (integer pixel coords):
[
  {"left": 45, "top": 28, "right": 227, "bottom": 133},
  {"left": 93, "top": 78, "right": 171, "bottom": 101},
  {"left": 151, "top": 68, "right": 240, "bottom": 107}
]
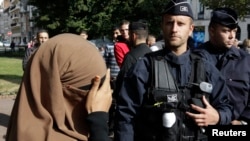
[
  {"left": 197, "top": 42, "right": 250, "bottom": 122},
  {"left": 115, "top": 48, "right": 233, "bottom": 141}
]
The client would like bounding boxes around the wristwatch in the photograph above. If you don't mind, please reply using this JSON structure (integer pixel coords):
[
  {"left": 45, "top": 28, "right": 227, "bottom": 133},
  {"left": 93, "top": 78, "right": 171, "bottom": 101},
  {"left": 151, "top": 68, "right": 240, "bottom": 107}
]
[{"left": 240, "top": 120, "right": 248, "bottom": 125}]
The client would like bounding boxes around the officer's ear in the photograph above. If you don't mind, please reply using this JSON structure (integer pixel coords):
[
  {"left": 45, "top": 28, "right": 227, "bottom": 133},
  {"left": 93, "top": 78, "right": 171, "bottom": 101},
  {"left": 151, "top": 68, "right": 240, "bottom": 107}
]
[
  {"left": 132, "top": 32, "right": 137, "bottom": 40},
  {"left": 188, "top": 17, "right": 194, "bottom": 36},
  {"left": 209, "top": 26, "right": 215, "bottom": 38}
]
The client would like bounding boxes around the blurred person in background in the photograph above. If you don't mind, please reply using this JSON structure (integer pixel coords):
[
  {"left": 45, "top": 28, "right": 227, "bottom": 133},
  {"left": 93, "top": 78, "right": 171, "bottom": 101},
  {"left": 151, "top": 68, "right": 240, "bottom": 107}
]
[
  {"left": 10, "top": 40, "right": 15, "bottom": 52},
  {"left": 103, "top": 25, "right": 121, "bottom": 136},
  {"left": 79, "top": 30, "right": 89, "bottom": 40},
  {"left": 233, "top": 38, "right": 240, "bottom": 49},
  {"left": 146, "top": 34, "right": 156, "bottom": 48},
  {"left": 114, "top": 20, "right": 130, "bottom": 68},
  {"left": 104, "top": 26, "right": 121, "bottom": 88},
  {"left": 242, "top": 38, "right": 250, "bottom": 54},
  {"left": 27, "top": 36, "right": 37, "bottom": 48},
  {"left": 22, "top": 29, "right": 49, "bottom": 71}
]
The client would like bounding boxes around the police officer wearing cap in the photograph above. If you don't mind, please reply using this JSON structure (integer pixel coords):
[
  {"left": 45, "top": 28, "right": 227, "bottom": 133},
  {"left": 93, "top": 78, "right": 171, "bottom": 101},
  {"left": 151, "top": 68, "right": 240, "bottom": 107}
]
[
  {"left": 196, "top": 7, "right": 250, "bottom": 125},
  {"left": 114, "top": 0, "right": 233, "bottom": 141}
]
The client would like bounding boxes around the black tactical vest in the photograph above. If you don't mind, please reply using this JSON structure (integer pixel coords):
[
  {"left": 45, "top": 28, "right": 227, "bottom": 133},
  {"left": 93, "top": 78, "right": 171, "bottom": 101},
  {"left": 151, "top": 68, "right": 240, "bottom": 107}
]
[{"left": 134, "top": 50, "right": 209, "bottom": 141}]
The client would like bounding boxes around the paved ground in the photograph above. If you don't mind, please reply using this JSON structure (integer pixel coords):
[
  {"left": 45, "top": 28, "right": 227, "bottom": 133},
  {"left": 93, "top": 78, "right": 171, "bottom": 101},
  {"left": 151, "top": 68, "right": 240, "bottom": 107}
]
[{"left": 0, "top": 96, "right": 15, "bottom": 141}]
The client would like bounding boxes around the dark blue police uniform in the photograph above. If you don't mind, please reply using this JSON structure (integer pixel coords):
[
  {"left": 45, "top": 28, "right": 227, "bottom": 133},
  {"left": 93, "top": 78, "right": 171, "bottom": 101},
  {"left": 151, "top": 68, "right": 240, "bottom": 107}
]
[
  {"left": 197, "top": 42, "right": 250, "bottom": 122},
  {"left": 115, "top": 48, "right": 233, "bottom": 141},
  {"left": 195, "top": 7, "right": 250, "bottom": 124}
]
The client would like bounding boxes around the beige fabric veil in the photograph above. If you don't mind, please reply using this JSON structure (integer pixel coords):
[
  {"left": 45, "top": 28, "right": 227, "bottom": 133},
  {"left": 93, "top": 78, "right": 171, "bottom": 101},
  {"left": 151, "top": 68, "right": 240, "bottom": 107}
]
[{"left": 6, "top": 33, "right": 107, "bottom": 141}]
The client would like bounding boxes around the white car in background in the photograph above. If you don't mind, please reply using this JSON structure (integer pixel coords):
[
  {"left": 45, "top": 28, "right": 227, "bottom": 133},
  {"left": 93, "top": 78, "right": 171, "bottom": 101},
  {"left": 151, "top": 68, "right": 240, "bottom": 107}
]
[
  {"left": 3, "top": 41, "right": 10, "bottom": 47},
  {"left": 0, "top": 41, "right": 11, "bottom": 47}
]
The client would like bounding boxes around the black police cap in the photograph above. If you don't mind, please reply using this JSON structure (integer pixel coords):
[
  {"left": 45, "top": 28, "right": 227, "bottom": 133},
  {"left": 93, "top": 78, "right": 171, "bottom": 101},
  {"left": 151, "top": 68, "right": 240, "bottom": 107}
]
[
  {"left": 211, "top": 7, "right": 238, "bottom": 29},
  {"left": 162, "top": 0, "right": 193, "bottom": 19}
]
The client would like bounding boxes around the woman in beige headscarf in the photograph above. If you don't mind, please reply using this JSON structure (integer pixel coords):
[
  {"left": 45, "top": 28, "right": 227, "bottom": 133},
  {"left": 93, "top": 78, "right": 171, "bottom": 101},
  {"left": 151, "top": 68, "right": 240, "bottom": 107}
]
[{"left": 6, "top": 33, "right": 112, "bottom": 141}]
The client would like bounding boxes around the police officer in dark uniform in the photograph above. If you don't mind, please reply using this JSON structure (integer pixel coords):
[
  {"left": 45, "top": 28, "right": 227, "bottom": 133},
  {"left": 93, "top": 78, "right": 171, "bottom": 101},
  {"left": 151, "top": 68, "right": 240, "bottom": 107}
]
[
  {"left": 111, "top": 21, "right": 152, "bottom": 136},
  {"left": 119, "top": 21, "right": 152, "bottom": 74},
  {"left": 196, "top": 8, "right": 250, "bottom": 125},
  {"left": 114, "top": 0, "right": 233, "bottom": 141},
  {"left": 114, "top": 21, "right": 152, "bottom": 98}
]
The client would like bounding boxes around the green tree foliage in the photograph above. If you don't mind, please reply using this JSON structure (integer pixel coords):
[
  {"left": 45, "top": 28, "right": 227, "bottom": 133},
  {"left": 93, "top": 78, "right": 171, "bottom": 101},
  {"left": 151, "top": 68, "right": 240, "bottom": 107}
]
[
  {"left": 199, "top": 0, "right": 250, "bottom": 19},
  {"left": 27, "top": 0, "right": 250, "bottom": 39},
  {"left": 28, "top": 0, "right": 169, "bottom": 39}
]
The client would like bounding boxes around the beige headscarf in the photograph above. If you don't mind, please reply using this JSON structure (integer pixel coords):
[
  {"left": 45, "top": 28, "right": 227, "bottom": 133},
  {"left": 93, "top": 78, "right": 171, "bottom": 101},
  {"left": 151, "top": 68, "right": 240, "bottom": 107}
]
[{"left": 6, "top": 33, "right": 107, "bottom": 141}]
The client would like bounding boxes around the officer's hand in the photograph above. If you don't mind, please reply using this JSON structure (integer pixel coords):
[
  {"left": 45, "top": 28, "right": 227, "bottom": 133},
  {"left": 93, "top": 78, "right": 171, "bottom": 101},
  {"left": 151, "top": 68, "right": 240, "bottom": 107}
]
[
  {"left": 186, "top": 96, "right": 219, "bottom": 126},
  {"left": 86, "top": 69, "right": 113, "bottom": 114},
  {"left": 231, "top": 120, "right": 242, "bottom": 125}
]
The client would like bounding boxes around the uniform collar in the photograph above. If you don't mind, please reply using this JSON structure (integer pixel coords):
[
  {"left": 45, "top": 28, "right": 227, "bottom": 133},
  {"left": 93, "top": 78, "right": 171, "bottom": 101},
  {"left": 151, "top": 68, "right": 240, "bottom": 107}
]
[
  {"left": 164, "top": 48, "right": 191, "bottom": 65},
  {"left": 202, "top": 41, "right": 240, "bottom": 59},
  {"left": 203, "top": 41, "right": 228, "bottom": 54}
]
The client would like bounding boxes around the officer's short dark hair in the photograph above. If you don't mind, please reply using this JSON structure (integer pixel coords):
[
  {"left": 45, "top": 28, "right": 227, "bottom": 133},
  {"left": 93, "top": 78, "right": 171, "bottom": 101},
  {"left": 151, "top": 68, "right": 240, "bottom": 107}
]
[{"left": 129, "top": 21, "right": 149, "bottom": 39}]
